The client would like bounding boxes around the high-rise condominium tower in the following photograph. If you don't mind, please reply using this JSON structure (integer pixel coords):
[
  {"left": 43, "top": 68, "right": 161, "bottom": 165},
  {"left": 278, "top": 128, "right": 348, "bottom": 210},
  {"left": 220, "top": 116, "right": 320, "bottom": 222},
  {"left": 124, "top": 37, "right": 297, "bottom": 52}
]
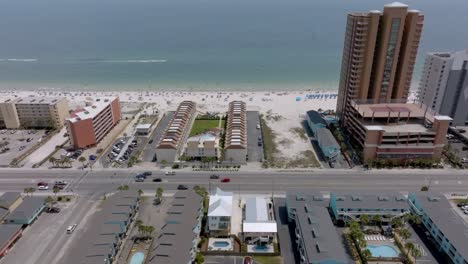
[{"left": 336, "top": 2, "right": 424, "bottom": 125}]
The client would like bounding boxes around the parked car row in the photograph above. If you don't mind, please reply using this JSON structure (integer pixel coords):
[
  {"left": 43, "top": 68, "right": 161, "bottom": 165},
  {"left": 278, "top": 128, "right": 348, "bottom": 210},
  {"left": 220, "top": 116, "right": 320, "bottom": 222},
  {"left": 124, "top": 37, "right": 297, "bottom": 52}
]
[
  {"left": 111, "top": 139, "right": 139, "bottom": 163},
  {"left": 457, "top": 203, "right": 468, "bottom": 215},
  {"left": 62, "top": 149, "right": 82, "bottom": 160}
]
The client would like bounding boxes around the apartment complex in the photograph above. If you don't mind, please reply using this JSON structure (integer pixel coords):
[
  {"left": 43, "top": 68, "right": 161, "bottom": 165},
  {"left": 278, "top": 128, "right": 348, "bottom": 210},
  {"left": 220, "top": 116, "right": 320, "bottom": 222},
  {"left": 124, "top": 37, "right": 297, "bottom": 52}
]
[
  {"left": 224, "top": 101, "right": 247, "bottom": 163},
  {"left": 347, "top": 100, "right": 451, "bottom": 162},
  {"left": 286, "top": 192, "right": 348, "bottom": 264},
  {"left": 408, "top": 193, "right": 468, "bottom": 264},
  {"left": 155, "top": 101, "right": 197, "bottom": 162},
  {"left": 417, "top": 50, "right": 468, "bottom": 126},
  {"left": 66, "top": 191, "right": 139, "bottom": 264},
  {"left": 0, "top": 97, "right": 69, "bottom": 129},
  {"left": 208, "top": 188, "right": 233, "bottom": 236},
  {"left": 66, "top": 97, "right": 121, "bottom": 149},
  {"left": 185, "top": 132, "right": 219, "bottom": 158},
  {"left": 148, "top": 190, "right": 203, "bottom": 264},
  {"left": 329, "top": 192, "right": 409, "bottom": 224},
  {"left": 337, "top": 2, "right": 423, "bottom": 126}
]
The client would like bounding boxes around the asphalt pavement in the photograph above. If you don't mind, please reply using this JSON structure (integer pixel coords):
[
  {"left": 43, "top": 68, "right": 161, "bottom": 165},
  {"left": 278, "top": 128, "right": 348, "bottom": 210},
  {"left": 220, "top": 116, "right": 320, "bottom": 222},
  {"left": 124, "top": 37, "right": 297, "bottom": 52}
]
[
  {"left": 247, "top": 111, "right": 264, "bottom": 162},
  {"left": 141, "top": 111, "right": 175, "bottom": 162}
]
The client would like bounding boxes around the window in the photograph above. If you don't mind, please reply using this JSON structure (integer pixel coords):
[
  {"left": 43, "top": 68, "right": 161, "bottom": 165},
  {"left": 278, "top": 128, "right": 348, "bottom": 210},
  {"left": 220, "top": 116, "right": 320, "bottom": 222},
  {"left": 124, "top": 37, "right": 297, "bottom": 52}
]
[{"left": 380, "top": 18, "right": 401, "bottom": 100}]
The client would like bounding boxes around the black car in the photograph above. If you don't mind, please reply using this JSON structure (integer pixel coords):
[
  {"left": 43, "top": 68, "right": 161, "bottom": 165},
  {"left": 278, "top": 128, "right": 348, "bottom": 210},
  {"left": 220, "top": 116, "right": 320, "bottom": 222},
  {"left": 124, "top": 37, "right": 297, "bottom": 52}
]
[
  {"left": 177, "top": 184, "right": 188, "bottom": 190},
  {"left": 257, "top": 141, "right": 262, "bottom": 146},
  {"left": 46, "top": 207, "right": 60, "bottom": 213},
  {"left": 153, "top": 178, "right": 162, "bottom": 182},
  {"left": 149, "top": 139, "right": 153, "bottom": 144},
  {"left": 143, "top": 171, "right": 153, "bottom": 176},
  {"left": 136, "top": 173, "right": 146, "bottom": 179},
  {"left": 210, "top": 174, "right": 220, "bottom": 179}
]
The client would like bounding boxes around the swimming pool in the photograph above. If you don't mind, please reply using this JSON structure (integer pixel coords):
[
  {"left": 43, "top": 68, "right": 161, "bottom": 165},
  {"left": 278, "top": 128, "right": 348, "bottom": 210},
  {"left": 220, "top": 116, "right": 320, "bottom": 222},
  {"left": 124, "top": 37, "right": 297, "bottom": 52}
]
[
  {"left": 129, "top": 251, "right": 145, "bottom": 264},
  {"left": 213, "top": 241, "right": 230, "bottom": 247},
  {"left": 366, "top": 245, "right": 398, "bottom": 258}
]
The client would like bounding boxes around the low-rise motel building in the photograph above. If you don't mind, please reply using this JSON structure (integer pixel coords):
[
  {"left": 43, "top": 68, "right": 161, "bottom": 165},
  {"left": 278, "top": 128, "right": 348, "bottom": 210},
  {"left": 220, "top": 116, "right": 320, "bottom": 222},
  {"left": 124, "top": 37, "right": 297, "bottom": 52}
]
[
  {"left": 66, "top": 97, "right": 121, "bottom": 149},
  {"left": 224, "top": 101, "right": 247, "bottom": 163},
  {"left": 346, "top": 99, "right": 451, "bottom": 163},
  {"left": 408, "top": 192, "right": 468, "bottom": 264},
  {"left": 0, "top": 96, "right": 69, "bottom": 129},
  {"left": 155, "top": 101, "right": 197, "bottom": 163}
]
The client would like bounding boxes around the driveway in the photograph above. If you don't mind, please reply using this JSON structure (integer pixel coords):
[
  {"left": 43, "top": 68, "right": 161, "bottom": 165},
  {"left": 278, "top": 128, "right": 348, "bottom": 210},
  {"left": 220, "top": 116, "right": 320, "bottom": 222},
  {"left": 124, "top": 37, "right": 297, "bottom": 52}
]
[
  {"left": 246, "top": 111, "right": 264, "bottom": 162},
  {"left": 142, "top": 111, "right": 175, "bottom": 162}
]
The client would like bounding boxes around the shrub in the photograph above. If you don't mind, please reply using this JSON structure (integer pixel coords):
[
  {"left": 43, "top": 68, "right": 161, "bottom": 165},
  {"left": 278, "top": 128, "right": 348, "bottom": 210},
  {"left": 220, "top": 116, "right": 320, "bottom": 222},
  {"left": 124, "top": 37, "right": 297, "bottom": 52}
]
[
  {"left": 172, "top": 164, "right": 180, "bottom": 169},
  {"left": 57, "top": 196, "right": 63, "bottom": 201}
]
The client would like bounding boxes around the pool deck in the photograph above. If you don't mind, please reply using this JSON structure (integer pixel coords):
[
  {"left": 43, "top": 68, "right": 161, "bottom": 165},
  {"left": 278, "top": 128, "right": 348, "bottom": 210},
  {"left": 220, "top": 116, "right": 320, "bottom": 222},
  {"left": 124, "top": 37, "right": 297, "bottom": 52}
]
[{"left": 208, "top": 238, "right": 234, "bottom": 251}]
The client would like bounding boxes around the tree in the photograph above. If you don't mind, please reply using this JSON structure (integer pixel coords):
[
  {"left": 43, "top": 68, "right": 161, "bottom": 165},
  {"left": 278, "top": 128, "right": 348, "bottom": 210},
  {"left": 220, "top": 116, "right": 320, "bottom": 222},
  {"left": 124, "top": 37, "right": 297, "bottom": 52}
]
[
  {"left": 53, "top": 186, "right": 60, "bottom": 196},
  {"left": 138, "top": 189, "right": 144, "bottom": 196},
  {"left": 399, "top": 228, "right": 411, "bottom": 240},
  {"left": 161, "top": 160, "right": 167, "bottom": 168},
  {"left": 411, "top": 247, "right": 422, "bottom": 259},
  {"left": 146, "top": 225, "right": 155, "bottom": 237},
  {"left": 45, "top": 196, "right": 54, "bottom": 208},
  {"left": 405, "top": 242, "right": 415, "bottom": 254},
  {"left": 361, "top": 249, "right": 372, "bottom": 260},
  {"left": 49, "top": 157, "right": 57, "bottom": 167},
  {"left": 29, "top": 187, "right": 36, "bottom": 196},
  {"left": 391, "top": 217, "right": 403, "bottom": 228},
  {"left": 117, "top": 185, "right": 129, "bottom": 191},
  {"left": 371, "top": 215, "right": 382, "bottom": 226},
  {"left": 78, "top": 156, "right": 87, "bottom": 169},
  {"left": 156, "top": 187, "right": 163, "bottom": 199},
  {"left": 360, "top": 215, "right": 369, "bottom": 226},
  {"left": 23, "top": 187, "right": 30, "bottom": 196},
  {"left": 420, "top": 185, "right": 429, "bottom": 191}
]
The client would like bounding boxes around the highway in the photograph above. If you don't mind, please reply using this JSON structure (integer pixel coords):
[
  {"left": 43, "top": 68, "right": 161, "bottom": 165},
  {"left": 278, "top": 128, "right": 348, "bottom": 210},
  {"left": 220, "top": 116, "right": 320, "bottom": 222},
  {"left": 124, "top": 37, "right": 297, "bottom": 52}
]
[{"left": 0, "top": 169, "right": 467, "bottom": 195}]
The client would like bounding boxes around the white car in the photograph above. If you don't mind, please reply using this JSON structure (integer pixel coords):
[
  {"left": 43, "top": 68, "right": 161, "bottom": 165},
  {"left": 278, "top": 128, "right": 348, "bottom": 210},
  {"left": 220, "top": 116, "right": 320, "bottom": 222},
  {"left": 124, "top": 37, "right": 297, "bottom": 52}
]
[
  {"left": 165, "top": 171, "right": 176, "bottom": 175},
  {"left": 66, "top": 224, "right": 77, "bottom": 234},
  {"left": 461, "top": 158, "right": 468, "bottom": 163},
  {"left": 38, "top": 185, "right": 49, "bottom": 190},
  {"left": 256, "top": 124, "right": 261, "bottom": 129}
]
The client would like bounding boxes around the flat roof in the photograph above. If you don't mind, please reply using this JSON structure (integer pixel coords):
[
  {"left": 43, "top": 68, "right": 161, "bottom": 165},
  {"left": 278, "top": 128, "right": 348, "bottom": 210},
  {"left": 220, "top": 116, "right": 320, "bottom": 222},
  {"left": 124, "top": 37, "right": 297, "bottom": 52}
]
[
  {"left": 316, "top": 128, "right": 340, "bottom": 149},
  {"left": 295, "top": 204, "right": 348, "bottom": 263},
  {"left": 331, "top": 191, "right": 409, "bottom": 210},
  {"left": 68, "top": 97, "right": 117, "bottom": 123},
  {"left": 0, "top": 224, "right": 22, "bottom": 250},
  {"left": 411, "top": 192, "right": 468, "bottom": 260},
  {"left": 5, "top": 197, "right": 44, "bottom": 222},
  {"left": 136, "top": 123, "right": 151, "bottom": 129},
  {"left": 15, "top": 96, "right": 65, "bottom": 105},
  {"left": 0, "top": 192, "right": 22, "bottom": 209},
  {"left": 147, "top": 190, "right": 202, "bottom": 264},
  {"left": 353, "top": 102, "right": 428, "bottom": 119},
  {"left": 306, "top": 110, "right": 327, "bottom": 126}
]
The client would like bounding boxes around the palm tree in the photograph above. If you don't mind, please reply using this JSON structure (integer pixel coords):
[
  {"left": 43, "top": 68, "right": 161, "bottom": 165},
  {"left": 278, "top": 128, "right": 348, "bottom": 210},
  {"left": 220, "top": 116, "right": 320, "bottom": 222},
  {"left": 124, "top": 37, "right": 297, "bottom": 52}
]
[
  {"left": 117, "top": 185, "right": 129, "bottom": 191},
  {"left": 156, "top": 187, "right": 163, "bottom": 199},
  {"left": 405, "top": 242, "right": 415, "bottom": 255},
  {"left": 23, "top": 187, "right": 30, "bottom": 196},
  {"left": 371, "top": 215, "right": 382, "bottom": 226},
  {"left": 53, "top": 186, "right": 60, "bottom": 196},
  {"left": 146, "top": 225, "right": 155, "bottom": 238},
  {"left": 29, "top": 187, "right": 36, "bottom": 197},
  {"left": 361, "top": 249, "right": 372, "bottom": 260},
  {"left": 78, "top": 156, "right": 86, "bottom": 169},
  {"left": 399, "top": 228, "right": 411, "bottom": 240},
  {"left": 49, "top": 157, "right": 57, "bottom": 168},
  {"left": 411, "top": 247, "right": 422, "bottom": 259},
  {"left": 391, "top": 217, "right": 403, "bottom": 228},
  {"left": 45, "top": 196, "right": 54, "bottom": 208},
  {"left": 360, "top": 215, "right": 369, "bottom": 226},
  {"left": 138, "top": 189, "right": 143, "bottom": 196}
]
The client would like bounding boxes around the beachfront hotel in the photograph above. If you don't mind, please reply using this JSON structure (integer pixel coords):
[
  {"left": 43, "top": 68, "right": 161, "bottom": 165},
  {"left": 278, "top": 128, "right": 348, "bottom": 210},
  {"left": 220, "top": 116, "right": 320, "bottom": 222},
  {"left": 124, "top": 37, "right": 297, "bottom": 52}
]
[
  {"left": 66, "top": 97, "right": 121, "bottom": 149},
  {"left": 336, "top": 2, "right": 423, "bottom": 126},
  {"left": 346, "top": 99, "right": 451, "bottom": 162},
  {"left": 224, "top": 101, "right": 247, "bottom": 163},
  {"left": 0, "top": 96, "right": 69, "bottom": 129},
  {"left": 417, "top": 50, "right": 468, "bottom": 126},
  {"left": 155, "top": 101, "right": 197, "bottom": 163}
]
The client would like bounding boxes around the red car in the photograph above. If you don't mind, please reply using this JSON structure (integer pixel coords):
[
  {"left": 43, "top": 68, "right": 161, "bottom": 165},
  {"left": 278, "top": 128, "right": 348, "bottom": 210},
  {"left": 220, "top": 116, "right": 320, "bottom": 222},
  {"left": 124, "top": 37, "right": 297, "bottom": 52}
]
[
  {"left": 243, "top": 256, "right": 252, "bottom": 264},
  {"left": 221, "top": 178, "right": 230, "bottom": 183}
]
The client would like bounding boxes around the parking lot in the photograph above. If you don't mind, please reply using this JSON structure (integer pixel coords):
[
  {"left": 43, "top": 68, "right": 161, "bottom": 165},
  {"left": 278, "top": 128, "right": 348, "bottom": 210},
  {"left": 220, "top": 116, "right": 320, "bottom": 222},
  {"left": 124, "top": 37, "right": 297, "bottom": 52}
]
[
  {"left": 447, "top": 137, "right": 468, "bottom": 168},
  {"left": 100, "top": 136, "right": 145, "bottom": 168},
  {"left": 141, "top": 111, "right": 174, "bottom": 162},
  {"left": 0, "top": 129, "right": 48, "bottom": 167},
  {"left": 246, "top": 111, "right": 264, "bottom": 163}
]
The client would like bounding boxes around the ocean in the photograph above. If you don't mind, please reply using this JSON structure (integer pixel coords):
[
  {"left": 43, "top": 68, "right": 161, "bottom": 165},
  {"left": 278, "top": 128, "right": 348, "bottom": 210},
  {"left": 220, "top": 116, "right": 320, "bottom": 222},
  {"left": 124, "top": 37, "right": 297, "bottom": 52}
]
[{"left": 0, "top": 0, "right": 467, "bottom": 92}]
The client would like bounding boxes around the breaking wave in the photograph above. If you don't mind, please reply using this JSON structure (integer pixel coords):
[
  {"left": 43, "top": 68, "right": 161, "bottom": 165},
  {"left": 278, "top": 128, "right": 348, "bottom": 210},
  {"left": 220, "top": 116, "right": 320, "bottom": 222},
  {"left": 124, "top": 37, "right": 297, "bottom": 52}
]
[{"left": 0, "top": 58, "right": 38, "bottom": 62}]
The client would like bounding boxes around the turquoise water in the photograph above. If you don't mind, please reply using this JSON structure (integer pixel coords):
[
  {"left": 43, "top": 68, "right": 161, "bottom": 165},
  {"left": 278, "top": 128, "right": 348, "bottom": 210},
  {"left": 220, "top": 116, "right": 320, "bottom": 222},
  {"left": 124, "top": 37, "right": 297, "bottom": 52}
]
[
  {"left": 1, "top": 0, "right": 468, "bottom": 91},
  {"left": 129, "top": 252, "right": 145, "bottom": 264},
  {"left": 366, "top": 245, "right": 398, "bottom": 258},
  {"left": 213, "top": 241, "right": 230, "bottom": 247}
]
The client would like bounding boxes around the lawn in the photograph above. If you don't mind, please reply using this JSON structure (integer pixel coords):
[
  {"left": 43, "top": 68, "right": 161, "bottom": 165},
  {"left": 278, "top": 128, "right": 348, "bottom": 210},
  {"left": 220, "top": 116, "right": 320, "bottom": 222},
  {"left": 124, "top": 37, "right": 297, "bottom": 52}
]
[
  {"left": 189, "top": 119, "right": 221, "bottom": 136},
  {"left": 253, "top": 256, "right": 283, "bottom": 264}
]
